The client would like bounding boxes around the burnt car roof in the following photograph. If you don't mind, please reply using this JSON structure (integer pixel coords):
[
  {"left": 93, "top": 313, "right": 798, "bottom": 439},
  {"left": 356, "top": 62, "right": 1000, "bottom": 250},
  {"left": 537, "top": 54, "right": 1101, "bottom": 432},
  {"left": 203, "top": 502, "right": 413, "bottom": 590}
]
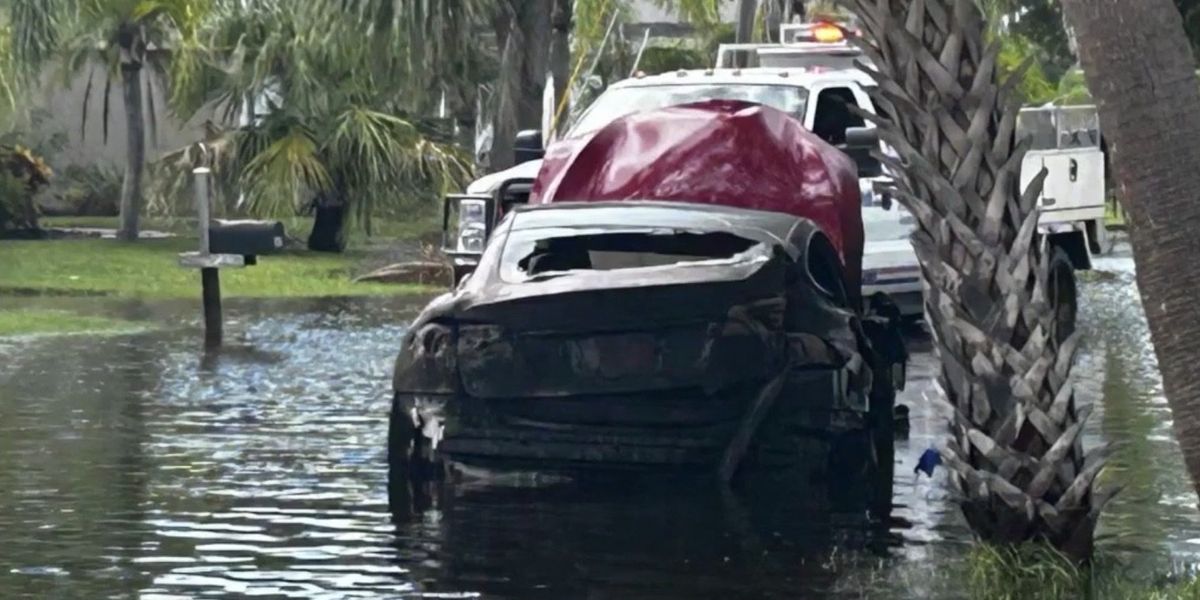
[{"left": 509, "top": 200, "right": 805, "bottom": 245}]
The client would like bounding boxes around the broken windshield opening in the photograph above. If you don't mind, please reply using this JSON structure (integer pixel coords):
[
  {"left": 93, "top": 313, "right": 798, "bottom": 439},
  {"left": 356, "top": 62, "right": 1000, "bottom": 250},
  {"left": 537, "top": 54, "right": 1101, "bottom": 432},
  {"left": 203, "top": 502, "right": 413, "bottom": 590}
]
[{"left": 501, "top": 229, "right": 759, "bottom": 282}]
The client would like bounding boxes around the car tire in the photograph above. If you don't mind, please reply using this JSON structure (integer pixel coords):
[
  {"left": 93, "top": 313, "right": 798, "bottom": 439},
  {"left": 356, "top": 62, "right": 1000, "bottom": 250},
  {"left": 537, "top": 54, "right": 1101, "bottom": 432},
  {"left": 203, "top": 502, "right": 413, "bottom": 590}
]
[{"left": 1048, "top": 247, "right": 1078, "bottom": 346}]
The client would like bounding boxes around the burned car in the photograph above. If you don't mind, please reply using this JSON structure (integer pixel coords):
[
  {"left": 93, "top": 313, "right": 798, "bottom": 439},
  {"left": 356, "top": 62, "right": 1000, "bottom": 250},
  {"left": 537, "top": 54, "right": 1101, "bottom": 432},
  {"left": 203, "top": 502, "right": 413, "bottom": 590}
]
[
  {"left": 392, "top": 101, "right": 905, "bottom": 482},
  {"left": 393, "top": 202, "right": 902, "bottom": 480}
]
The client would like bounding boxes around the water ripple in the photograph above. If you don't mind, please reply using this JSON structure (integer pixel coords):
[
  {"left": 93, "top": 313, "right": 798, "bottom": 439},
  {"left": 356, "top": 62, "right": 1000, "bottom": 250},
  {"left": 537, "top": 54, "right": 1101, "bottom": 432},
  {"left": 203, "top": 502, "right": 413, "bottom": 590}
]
[{"left": 0, "top": 267, "right": 1197, "bottom": 598}]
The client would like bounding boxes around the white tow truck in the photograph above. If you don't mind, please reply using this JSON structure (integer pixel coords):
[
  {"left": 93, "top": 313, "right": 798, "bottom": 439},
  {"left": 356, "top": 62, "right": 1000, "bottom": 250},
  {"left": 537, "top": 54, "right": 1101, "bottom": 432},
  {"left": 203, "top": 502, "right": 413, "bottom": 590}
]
[
  {"left": 455, "top": 21, "right": 1108, "bottom": 327},
  {"left": 716, "top": 22, "right": 1111, "bottom": 326}
]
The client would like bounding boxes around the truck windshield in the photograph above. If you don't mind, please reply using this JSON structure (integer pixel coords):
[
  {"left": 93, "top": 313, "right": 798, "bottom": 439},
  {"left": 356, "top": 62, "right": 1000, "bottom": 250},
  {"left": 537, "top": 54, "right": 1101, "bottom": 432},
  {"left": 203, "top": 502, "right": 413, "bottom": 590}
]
[
  {"left": 568, "top": 84, "right": 809, "bottom": 138},
  {"left": 863, "top": 206, "right": 917, "bottom": 242},
  {"left": 1017, "top": 107, "right": 1101, "bottom": 151}
]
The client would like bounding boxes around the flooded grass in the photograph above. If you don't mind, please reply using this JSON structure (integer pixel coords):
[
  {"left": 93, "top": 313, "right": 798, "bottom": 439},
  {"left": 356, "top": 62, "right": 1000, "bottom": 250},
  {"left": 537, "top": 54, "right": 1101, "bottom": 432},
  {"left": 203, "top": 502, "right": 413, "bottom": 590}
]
[
  {"left": 0, "top": 308, "right": 143, "bottom": 337},
  {"left": 0, "top": 237, "right": 427, "bottom": 300},
  {"left": 961, "top": 543, "right": 1200, "bottom": 600},
  {"left": 38, "top": 211, "right": 443, "bottom": 248}
]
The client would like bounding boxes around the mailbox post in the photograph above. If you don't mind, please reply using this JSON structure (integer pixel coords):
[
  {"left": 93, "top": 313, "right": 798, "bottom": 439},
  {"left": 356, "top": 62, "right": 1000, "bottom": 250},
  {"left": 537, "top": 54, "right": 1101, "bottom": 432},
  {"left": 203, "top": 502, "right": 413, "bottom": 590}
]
[
  {"left": 179, "top": 166, "right": 237, "bottom": 347},
  {"left": 179, "top": 162, "right": 285, "bottom": 348},
  {"left": 197, "top": 168, "right": 221, "bottom": 346}
]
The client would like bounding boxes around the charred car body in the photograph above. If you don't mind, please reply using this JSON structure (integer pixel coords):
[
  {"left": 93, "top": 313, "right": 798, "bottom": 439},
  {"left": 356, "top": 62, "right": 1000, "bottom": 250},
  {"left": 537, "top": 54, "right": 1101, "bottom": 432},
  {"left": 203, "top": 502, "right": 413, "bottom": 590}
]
[{"left": 392, "top": 101, "right": 906, "bottom": 481}]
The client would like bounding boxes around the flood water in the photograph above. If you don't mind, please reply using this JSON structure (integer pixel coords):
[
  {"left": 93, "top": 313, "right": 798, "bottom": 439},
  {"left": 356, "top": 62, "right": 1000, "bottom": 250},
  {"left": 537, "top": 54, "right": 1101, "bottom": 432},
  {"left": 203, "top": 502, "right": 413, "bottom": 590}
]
[{"left": 1, "top": 246, "right": 1197, "bottom": 598}]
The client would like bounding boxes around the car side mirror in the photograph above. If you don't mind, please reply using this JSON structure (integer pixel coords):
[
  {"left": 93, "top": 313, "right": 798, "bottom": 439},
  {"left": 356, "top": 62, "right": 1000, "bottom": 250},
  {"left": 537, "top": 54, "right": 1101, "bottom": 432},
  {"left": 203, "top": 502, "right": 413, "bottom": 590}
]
[
  {"left": 514, "top": 129, "right": 544, "bottom": 165},
  {"left": 442, "top": 194, "right": 495, "bottom": 284}
]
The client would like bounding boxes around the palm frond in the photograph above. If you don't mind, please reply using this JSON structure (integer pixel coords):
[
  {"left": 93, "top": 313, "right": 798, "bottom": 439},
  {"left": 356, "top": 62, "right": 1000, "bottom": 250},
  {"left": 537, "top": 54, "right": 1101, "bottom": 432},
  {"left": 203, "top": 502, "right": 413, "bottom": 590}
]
[
  {"left": 8, "top": 0, "right": 73, "bottom": 76},
  {"left": 238, "top": 120, "right": 330, "bottom": 217}
]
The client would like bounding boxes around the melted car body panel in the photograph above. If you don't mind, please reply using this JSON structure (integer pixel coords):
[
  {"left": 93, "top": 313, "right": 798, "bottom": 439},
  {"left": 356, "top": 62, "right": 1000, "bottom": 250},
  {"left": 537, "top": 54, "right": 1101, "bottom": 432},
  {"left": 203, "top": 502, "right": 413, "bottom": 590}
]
[{"left": 531, "top": 100, "right": 863, "bottom": 294}]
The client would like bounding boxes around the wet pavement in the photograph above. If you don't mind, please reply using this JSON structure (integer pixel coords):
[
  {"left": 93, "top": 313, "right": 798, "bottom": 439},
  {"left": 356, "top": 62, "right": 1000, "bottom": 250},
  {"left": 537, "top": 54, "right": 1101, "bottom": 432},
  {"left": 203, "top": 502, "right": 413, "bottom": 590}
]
[{"left": 1, "top": 245, "right": 1198, "bottom": 598}]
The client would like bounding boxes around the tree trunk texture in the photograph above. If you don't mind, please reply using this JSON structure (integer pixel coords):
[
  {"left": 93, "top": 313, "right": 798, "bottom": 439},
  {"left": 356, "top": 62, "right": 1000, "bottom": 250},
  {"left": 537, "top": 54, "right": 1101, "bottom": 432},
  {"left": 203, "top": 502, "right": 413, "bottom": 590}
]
[
  {"left": 117, "top": 61, "right": 145, "bottom": 242},
  {"left": 1061, "top": 0, "right": 1200, "bottom": 500},
  {"left": 549, "top": 0, "right": 573, "bottom": 134},
  {"left": 517, "top": 0, "right": 552, "bottom": 131},
  {"left": 736, "top": 0, "right": 759, "bottom": 44},
  {"left": 840, "top": 0, "right": 1112, "bottom": 560},
  {"left": 490, "top": 28, "right": 521, "bottom": 172},
  {"left": 488, "top": 0, "right": 552, "bottom": 172}
]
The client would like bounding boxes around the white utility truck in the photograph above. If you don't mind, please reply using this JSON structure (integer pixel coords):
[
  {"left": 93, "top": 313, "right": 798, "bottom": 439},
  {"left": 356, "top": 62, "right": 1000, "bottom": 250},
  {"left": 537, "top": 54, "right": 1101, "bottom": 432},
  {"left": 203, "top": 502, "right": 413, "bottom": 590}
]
[{"left": 714, "top": 21, "right": 1110, "bottom": 330}]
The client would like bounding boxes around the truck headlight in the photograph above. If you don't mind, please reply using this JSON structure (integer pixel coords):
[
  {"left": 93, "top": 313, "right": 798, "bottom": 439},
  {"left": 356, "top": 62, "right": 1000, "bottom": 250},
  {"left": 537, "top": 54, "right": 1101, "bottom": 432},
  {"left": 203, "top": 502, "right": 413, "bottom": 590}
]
[{"left": 456, "top": 199, "right": 488, "bottom": 253}]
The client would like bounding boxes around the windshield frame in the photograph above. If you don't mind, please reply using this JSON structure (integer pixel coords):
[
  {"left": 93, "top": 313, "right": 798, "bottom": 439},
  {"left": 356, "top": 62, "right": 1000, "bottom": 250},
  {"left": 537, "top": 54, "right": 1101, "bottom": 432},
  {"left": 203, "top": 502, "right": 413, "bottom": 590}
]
[{"left": 566, "top": 82, "right": 811, "bottom": 139}]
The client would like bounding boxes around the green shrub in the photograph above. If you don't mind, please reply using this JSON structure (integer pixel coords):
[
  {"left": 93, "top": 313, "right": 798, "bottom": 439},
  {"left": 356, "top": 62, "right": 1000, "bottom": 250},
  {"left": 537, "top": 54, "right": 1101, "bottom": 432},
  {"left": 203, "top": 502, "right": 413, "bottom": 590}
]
[
  {"left": 55, "top": 164, "right": 122, "bottom": 216},
  {"left": 638, "top": 44, "right": 710, "bottom": 73},
  {"left": 0, "top": 144, "right": 52, "bottom": 233},
  {"left": 0, "top": 171, "right": 28, "bottom": 231}
]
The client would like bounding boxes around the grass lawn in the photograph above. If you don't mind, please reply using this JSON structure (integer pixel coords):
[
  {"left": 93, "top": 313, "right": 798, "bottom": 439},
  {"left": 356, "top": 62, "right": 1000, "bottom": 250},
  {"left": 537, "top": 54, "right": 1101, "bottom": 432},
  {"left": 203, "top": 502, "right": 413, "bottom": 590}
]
[
  {"left": 0, "top": 237, "right": 418, "bottom": 299},
  {"left": 0, "top": 308, "right": 144, "bottom": 337},
  {"left": 40, "top": 210, "right": 444, "bottom": 249}
]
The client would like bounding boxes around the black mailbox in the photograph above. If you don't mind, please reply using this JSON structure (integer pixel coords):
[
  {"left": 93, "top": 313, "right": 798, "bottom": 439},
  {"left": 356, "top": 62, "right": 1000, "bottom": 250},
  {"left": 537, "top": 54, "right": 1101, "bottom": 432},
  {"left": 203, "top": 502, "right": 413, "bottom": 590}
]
[{"left": 208, "top": 220, "right": 285, "bottom": 264}]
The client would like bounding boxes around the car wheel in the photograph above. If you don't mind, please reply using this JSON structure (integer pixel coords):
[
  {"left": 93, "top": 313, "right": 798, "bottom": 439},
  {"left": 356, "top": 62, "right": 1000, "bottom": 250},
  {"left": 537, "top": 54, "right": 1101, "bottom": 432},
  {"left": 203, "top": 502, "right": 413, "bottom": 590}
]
[{"left": 1048, "top": 247, "right": 1078, "bottom": 346}]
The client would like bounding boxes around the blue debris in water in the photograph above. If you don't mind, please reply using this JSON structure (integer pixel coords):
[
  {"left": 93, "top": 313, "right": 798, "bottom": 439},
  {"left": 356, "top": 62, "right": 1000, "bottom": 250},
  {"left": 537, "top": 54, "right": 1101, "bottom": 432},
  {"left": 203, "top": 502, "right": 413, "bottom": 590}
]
[{"left": 914, "top": 448, "right": 942, "bottom": 477}]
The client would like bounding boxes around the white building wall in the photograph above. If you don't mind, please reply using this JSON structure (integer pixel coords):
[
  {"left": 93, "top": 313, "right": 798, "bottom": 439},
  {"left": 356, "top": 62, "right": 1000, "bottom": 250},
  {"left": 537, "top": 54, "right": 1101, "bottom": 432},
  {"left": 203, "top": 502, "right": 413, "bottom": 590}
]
[{"left": 628, "top": 0, "right": 739, "bottom": 23}]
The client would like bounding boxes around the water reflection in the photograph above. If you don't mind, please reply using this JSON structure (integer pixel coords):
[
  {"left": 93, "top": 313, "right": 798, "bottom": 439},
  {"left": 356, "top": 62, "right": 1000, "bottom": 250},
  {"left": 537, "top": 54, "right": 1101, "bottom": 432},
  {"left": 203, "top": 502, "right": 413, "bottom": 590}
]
[
  {"left": 0, "top": 254, "right": 1197, "bottom": 598},
  {"left": 1081, "top": 253, "right": 1200, "bottom": 567},
  {"left": 391, "top": 478, "right": 904, "bottom": 599}
]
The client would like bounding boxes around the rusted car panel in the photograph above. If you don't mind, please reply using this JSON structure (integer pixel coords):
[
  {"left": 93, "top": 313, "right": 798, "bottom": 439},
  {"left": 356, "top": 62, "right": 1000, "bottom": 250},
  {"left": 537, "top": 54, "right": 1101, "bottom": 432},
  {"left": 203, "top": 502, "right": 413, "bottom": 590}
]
[{"left": 393, "top": 201, "right": 874, "bottom": 472}]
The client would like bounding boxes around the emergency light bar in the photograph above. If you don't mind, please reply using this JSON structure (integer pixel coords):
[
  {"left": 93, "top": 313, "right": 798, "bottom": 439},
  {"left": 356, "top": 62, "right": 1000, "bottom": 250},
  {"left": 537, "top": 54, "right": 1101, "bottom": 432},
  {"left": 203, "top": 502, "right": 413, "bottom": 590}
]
[
  {"left": 779, "top": 22, "right": 859, "bottom": 46},
  {"left": 714, "top": 20, "right": 868, "bottom": 70}
]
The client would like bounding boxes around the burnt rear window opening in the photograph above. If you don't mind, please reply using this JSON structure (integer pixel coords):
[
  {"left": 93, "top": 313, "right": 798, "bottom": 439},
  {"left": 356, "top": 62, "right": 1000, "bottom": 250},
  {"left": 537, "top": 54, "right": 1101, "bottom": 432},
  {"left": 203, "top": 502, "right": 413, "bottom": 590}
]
[{"left": 503, "top": 230, "right": 758, "bottom": 280}]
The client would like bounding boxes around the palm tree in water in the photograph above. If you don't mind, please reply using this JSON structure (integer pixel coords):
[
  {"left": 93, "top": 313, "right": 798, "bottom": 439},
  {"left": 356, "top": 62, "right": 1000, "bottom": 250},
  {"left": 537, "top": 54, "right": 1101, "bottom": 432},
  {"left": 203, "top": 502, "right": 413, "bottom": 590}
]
[{"left": 839, "top": 0, "right": 1113, "bottom": 560}]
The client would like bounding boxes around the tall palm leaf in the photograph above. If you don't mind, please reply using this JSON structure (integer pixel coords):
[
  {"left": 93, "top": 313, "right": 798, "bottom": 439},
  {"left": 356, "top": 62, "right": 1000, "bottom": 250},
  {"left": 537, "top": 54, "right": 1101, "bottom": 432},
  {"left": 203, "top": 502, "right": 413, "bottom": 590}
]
[
  {"left": 839, "top": 0, "right": 1113, "bottom": 560},
  {"left": 165, "top": 0, "right": 473, "bottom": 250},
  {"left": 5, "top": 0, "right": 212, "bottom": 241}
]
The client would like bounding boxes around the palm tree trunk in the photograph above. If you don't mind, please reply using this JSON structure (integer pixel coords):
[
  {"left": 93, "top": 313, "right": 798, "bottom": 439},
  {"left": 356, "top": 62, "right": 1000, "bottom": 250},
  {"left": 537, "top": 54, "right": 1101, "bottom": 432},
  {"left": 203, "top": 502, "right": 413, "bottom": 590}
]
[
  {"left": 1060, "top": 0, "right": 1200, "bottom": 499},
  {"left": 489, "top": 26, "right": 520, "bottom": 172},
  {"left": 735, "top": 0, "right": 758, "bottom": 44},
  {"left": 487, "top": 0, "right": 552, "bottom": 172},
  {"left": 116, "top": 61, "right": 145, "bottom": 242},
  {"left": 840, "top": 0, "right": 1113, "bottom": 560},
  {"left": 549, "top": 0, "right": 572, "bottom": 133},
  {"left": 516, "top": 0, "right": 551, "bottom": 131}
]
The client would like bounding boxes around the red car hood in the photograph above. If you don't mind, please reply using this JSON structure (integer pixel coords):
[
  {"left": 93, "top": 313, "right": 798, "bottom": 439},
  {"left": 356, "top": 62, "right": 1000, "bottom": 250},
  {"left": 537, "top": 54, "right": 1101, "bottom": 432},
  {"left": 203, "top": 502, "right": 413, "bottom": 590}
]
[{"left": 530, "top": 100, "right": 863, "bottom": 284}]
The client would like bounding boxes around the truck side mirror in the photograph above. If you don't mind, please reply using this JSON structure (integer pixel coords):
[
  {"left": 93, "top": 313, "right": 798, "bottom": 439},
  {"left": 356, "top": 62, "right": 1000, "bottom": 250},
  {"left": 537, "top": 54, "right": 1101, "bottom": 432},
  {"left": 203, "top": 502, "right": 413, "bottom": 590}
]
[
  {"left": 844, "top": 127, "right": 879, "bottom": 149},
  {"left": 843, "top": 127, "right": 883, "bottom": 178},
  {"left": 442, "top": 194, "right": 495, "bottom": 284},
  {"left": 514, "top": 129, "right": 545, "bottom": 165}
]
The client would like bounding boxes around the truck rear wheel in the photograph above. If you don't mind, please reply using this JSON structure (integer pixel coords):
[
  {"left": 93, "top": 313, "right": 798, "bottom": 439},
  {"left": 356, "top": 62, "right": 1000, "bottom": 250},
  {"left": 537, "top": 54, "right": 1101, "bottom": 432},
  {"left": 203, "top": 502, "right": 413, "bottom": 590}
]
[{"left": 1048, "top": 247, "right": 1078, "bottom": 346}]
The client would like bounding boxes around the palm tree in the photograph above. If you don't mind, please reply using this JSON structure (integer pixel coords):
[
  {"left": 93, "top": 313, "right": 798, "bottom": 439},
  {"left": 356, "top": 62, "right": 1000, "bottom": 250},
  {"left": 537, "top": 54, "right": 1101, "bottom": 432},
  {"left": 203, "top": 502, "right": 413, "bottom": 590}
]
[
  {"left": 5, "top": 0, "right": 208, "bottom": 242},
  {"left": 166, "top": 0, "right": 473, "bottom": 252},
  {"left": 1060, "top": 0, "right": 1200, "bottom": 507},
  {"left": 839, "top": 0, "right": 1113, "bottom": 560}
]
